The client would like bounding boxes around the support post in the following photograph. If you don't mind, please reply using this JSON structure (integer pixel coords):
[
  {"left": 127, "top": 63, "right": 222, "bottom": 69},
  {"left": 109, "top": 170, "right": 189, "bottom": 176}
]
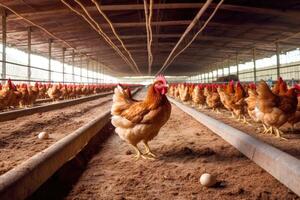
[
  {"left": 236, "top": 53, "right": 239, "bottom": 80},
  {"left": 222, "top": 67, "right": 224, "bottom": 77},
  {"left": 27, "top": 27, "right": 31, "bottom": 83},
  {"left": 97, "top": 59, "right": 100, "bottom": 83},
  {"left": 101, "top": 66, "right": 103, "bottom": 84},
  {"left": 86, "top": 59, "right": 90, "bottom": 83},
  {"left": 1, "top": 9, "right": 6, "bottom": 84},
  {"left": 276, "top": 42, "right": 280, "bottom": 78},
  {"left": 93, "top": 62, "right": 96, "bottom": 83},
  {"left": 62, "top": 47, "right": 66, "bottom": 83},
  {"left": 80, "top": 55, "right": 82, "bottom": 83},
  {"left": 208, "top": 72, "right": 210, "bottom": 83},
  {"left": 48, "top": 39, "right": 52, "bottom": 82},
  {"left": 228, "top": 60, "right": 230, "bottom": 76},
  {"left": 207, "top": 73, "right": 209, "bottom": 83},
  {"left": 253, "top": 48, "right": 257, "bottom": 83},
  {"left": 72, "top": 50, "right": 75, "bottom": 83},
  {"left": 87, "top": 60, "right": 89, "bottom": 84}
]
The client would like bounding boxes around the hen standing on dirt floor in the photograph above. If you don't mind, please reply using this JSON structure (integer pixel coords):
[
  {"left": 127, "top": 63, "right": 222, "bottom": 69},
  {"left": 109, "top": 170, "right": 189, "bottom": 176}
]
[{"left": 111, "top": 75, "right": 171, "bottom": 160}]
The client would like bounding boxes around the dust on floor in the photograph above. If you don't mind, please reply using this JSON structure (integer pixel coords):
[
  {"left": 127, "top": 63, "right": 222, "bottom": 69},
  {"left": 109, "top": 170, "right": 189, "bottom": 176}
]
[
  {"left": 65, "top": 104, "right": 298, "bottom": 200},
  {"left": 0, "top": 95, "right": 113, "bottom": 175}
]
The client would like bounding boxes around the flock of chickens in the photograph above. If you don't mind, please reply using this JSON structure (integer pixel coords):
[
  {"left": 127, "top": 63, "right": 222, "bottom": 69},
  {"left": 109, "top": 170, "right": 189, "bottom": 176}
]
[
  {"left": 168, "top": 77, "right": 300, "bottom": 140},
  {"left": 0, "top": 79, "right": 117, "bottom": 111}
]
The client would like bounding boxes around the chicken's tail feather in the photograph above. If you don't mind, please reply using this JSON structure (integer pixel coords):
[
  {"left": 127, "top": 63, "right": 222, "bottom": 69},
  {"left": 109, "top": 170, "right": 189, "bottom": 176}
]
[
  {"left": 257, "top": 80, "right": 276, "bottom": 99},
  {"left": 111, "top": 84, "right": 132, "bottom": 115}
]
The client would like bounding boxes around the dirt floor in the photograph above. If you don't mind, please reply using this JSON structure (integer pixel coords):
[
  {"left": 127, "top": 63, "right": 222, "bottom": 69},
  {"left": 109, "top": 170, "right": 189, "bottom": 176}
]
[
  {"left": 64, "top": 98, "right": 299, "bottom": 200},
  {"left": 187, "top": 103, "right": 300, "bottom": 160},
  {"left": 0, "top": 94, "right": 113, "bottom": 175}
]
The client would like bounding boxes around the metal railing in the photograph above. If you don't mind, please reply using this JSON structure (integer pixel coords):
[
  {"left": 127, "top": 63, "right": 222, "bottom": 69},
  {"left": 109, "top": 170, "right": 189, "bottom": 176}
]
[
  {"left": 0, "top": 60, "right": 105, "bottom": 84},
  {"left": 188, "top": 62, "right": 300, "bottom": 84}
]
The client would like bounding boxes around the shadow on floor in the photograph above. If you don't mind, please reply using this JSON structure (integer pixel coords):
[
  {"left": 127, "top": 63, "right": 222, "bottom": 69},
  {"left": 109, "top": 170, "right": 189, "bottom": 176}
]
[{"left": 27, "top": 123, "right": 114, "bottom": 200}]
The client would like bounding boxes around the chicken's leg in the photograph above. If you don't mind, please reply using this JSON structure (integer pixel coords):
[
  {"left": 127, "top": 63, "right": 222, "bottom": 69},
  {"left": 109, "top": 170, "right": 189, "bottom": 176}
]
[
  {"left": 130, "top": 144, "right": 143, "bottom": 160},
  {"left": 289, "top": 123, "right": 295, "bottom": 133},
  {"left": 262, "top": 124, "right": 272, "bottom": 134},
  {"left": 242, "top": 116, "right": 250, "bottom": 125},
  {"left": 230, "top": 112, "right": 235, "bottom": 118},
  {"left": 236, "top": 115, "right": 241, "bottom": 121},
  {"left": 142, "top": 141, "right": 156, "bottom": 159},
  {"left": 274, "top": 128, "right": 288, "bottom": 140}
]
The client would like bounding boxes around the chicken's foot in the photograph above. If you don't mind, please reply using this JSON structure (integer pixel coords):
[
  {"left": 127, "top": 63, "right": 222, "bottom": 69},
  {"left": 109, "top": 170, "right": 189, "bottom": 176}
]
[
  {"left": 274, "top": 128, "right": 288, "bottom": 140},
  {"left": 142, "top": 141, "right": 156, "bottom": 158},
  {"left": 230, "top": 112, "right": 235, "bottom": 118},
  {"left": 262, "top": 125, "right": 272, "bottom": 134},
  {"left": 289, "top": 124, "right": 295, "bottom": 133},
  {"left": 242, "top": 116, "right": 251, "bottom": 125},
  {"left": 130, "top": 144, "right": 143, "bottom": 160}
]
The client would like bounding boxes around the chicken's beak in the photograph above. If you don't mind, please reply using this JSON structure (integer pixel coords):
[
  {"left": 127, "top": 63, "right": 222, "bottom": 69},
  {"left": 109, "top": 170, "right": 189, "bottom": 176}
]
[{"left": 165, "top": 84, "right": 169, "bottom": 88}]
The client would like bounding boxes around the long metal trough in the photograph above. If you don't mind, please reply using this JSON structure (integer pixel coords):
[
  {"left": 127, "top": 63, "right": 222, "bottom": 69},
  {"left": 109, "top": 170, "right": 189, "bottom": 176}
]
[
  {"left": 0, "top": 88, "right": 140, "bottom": 200},
  {"left": 169, "top": 97, "right": 300, "bottom": 197}
]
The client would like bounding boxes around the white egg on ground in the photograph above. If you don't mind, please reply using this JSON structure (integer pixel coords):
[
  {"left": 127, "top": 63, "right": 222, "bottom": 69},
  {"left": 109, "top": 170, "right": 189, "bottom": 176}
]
[
  {"left": 38, "top": 132, "right": 49, "bottom": 139},
  {"left": 199, "top": 173, "right": 216, "bottom": 187}
]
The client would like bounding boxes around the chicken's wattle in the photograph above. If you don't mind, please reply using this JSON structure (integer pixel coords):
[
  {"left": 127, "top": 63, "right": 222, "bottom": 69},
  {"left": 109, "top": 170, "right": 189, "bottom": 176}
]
[{"left": 161, "top": 87, "right": 167, "bottom": 95}]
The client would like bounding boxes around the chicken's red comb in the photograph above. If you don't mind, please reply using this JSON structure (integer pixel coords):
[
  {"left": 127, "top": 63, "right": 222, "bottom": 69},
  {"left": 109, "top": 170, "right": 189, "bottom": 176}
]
[
  {"left": 155, "top": 74, "right": 167, "bottom": 85},
  {"left": 250, "top": 82, "right": 256, "bottom": 89}
]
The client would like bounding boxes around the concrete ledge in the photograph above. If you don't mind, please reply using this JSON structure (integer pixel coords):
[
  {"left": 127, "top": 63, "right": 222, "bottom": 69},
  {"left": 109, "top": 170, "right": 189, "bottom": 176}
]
[
  {"left": 169, "top": 97, "right": 300, "bottom": 197},
  {"left": 0, "top": 88, "right": 140, "bottom": 200},
  {"left": 0, "top": 110, "right": 111, "bottom": 200},
  {"left": 0, "top": 91, "right": 113, "bottom": 122}
]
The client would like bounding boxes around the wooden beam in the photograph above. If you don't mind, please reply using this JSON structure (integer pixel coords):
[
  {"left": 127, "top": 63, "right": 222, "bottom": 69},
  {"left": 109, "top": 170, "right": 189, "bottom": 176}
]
[
  {"left": 253, "top": 48, "right": 257, "bottom": 83},
  {"left": 276, "top": 42, "right": 280, "bottom": 78},
  {"left": 1, "top": 9, "right": 6, "bottom": 84},
  {"left": 236, "top": 53, "right": 239, "bottom": 79},
  {"left": 80, "top": 55, "right": 82, "bottom": 83},
  {"left": 62, "top": 47, "right": 66, "bottom": 83},
  {"left": 7, "top": 3, "right": 300, "bottom": 20},
  {"left": 48, "top": 39, "right": 52, "bottom": 81},
  {"left": 25, "top": 19, "right": 297, "bottom": 36},
  {"left": 72, "top": 50, "right": 75, "bottom": 82},
  {"left": 27, "top": 26, "right": 31, "bottom": 82}
]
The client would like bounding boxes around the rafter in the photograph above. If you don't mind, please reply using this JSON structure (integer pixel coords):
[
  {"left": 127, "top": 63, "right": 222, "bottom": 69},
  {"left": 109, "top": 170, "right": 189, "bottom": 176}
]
[{"left": 7, "top": 3, "right": 300, "bottom": 21}]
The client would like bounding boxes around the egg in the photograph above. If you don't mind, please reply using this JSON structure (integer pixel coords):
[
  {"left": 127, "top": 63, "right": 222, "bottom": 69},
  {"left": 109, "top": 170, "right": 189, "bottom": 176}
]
[
  {"left": 199, "top": 173, "right": 216, "bottom": 187},
  {"left": 38, "top": 132, "right": 49, "bottom": 139}
]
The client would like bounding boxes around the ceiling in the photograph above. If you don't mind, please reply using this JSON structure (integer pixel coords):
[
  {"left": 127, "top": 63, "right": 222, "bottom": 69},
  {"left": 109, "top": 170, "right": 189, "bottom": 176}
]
[{"left": 1, "top": 0, "right": 300, "bottom": 77}]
